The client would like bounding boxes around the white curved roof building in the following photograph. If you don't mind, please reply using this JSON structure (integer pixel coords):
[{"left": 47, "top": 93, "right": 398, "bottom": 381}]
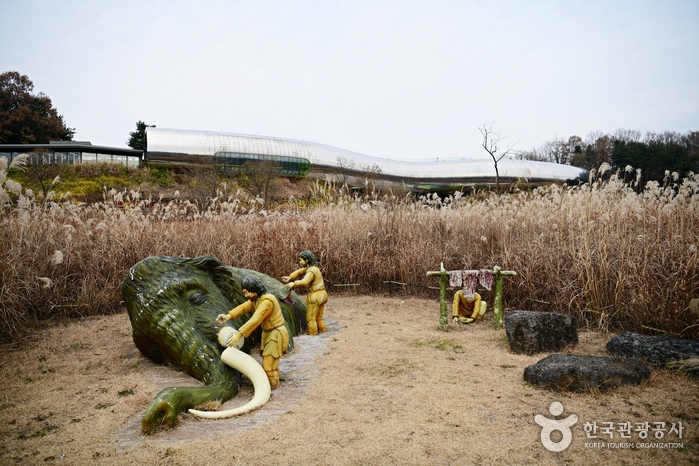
[{"left": 146, "top": 127, "right": 587, "bottom": 190}]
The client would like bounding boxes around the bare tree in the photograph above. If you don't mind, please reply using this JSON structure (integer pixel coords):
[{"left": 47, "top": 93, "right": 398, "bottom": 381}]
[
  {"left": 336, "top": 156, "right": 356, "bottom": 186},
  {"left": 26, "top": 149, "right": 62, "bottom": 200},
  {"left": 566, "top": 135, "right": 583, "bottom": 160},
  {"left": 518, "top": 135, "right": 582, "bottom": 165},
  {"left": 360, "top": 163, "right": 383, "bottom": 176},
  {"left": 584, "top": 131, "right": 614, "bottom": 167},
  {"left": 479, "top": 122, "right": 516, "bottom": 191},
  {"left": 515, "top": 148, "right": 546, "bottom": 162},
  {"left": 236, "top": 159, "right": 280, "bottom": 208},
  {"left": 183, "top": 157, "right": 228, "bottom": 207},
  {"left": 542, "top": 137, "right": 573, "bottom": 164},
  {"left": 360, "top": 163, "right": 383, "bottom": 193},
  {"left": 613, "top": 128, "right": 642, "bottom": 143}
]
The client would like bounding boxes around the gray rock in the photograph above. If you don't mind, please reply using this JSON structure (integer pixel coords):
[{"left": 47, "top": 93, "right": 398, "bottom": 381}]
[
  {"left": 607, "top": 332, "right": 699, "bottom": 377},
  {"left": 523, "top": 354, "right": 651, "bottom": 392},
  {"left": 504, "top": 311, "right": 578, "bottom": 355}
]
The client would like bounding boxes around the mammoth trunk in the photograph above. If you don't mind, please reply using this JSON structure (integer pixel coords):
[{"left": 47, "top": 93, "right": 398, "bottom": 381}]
[
  {"left": 138, "top": 319, "right": 241, "bottom": 433},
  {"left": 142, "top": 377, "right": 238, "bottom": 432}
]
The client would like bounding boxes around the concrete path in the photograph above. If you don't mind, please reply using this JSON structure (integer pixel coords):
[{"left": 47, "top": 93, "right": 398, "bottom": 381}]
[{"left": 116, "top": 317, "right": 341, "bottom": 450}]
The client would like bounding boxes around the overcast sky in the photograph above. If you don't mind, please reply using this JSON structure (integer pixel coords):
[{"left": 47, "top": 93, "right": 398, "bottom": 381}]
[{"left": 1, "top": 0, "right": 697, "bottom": 161}]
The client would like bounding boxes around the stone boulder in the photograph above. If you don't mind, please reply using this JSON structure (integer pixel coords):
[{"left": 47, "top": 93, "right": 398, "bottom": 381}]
[
  {"left": 523, "top": 354, "right": 651, "bottom": 392},
  {"left": 607, "top": 332, "right": 699, "bottom": 377},
  {"left": 504, "top": 311, "right": 578, "bottom": 355}
]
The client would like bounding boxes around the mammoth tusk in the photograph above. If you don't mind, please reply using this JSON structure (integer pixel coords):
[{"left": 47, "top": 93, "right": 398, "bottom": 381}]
[{"left": 189, "top": 328, "right": 271, "bottom": 419}]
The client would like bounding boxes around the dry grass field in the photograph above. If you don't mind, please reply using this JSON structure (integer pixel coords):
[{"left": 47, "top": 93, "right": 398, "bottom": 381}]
[
  {"left": 2, "top": 168, "right": 699, "bottom": 344},
  {"left": 1, "top": 160, "right": 699, "bottom": 464},
  {"left": 1, "top": 295, "right": 697, "bottom": 465}
]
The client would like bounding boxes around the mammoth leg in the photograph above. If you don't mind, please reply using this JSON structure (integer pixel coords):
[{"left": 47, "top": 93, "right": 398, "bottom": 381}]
[{"left": 189, "top": 347, "right": 271, "bottom": 419}]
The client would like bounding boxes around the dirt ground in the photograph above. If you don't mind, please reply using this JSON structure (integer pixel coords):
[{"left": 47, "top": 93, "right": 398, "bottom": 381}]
[{"left": 1, "top": 295, "right": 697, "bottom": 465}]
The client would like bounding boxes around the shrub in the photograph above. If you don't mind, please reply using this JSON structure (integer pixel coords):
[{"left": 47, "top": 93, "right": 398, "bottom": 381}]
[{"left": 53, "top": 180, "right": 103, "bottom": 199}]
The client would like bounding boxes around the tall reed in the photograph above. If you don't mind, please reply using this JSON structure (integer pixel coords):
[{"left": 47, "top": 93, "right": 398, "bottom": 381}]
[{"left": 1, "top": 163, "right": 698, "bottom": 343}]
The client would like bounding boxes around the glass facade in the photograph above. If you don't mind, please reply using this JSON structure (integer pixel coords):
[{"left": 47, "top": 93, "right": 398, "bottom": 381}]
[
  {"left": 213, "top": 151, "right": 311, "bottom": 176},
  {"left": 0, "top": 146, "right": 141, "bottom": 168}
]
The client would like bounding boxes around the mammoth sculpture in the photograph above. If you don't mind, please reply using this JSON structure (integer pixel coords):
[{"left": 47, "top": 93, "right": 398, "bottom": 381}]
[{"left": 122, "top": 255, "right": 307, "bottom": 433}]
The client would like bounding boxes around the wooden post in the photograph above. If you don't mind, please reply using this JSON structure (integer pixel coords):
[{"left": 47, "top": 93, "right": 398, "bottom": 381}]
[
  {"left": 426, "top": 263, "right": 449, "bottom": 330},
  {"left": 492, "top": 265, "right": 517, "bottom": 329},
  {"left": 428, "top": 264, "right": 516, "bottom": 330},
  {"left": 438, "top": 266, "right": 447, "bottom": 329}
]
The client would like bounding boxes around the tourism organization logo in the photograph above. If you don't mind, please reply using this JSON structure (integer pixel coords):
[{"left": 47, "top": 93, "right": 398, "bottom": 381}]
[
  {"left": 535, "top": 402, "right": 578, "bottom": 452},
  {"left": 535, "top": 402, "right": 686, "bottom": 452}
]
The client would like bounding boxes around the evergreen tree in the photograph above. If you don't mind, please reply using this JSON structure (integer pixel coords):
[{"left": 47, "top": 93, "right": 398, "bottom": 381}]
[{"left": 127, "top": 121, "right": 154, "bottom": 151}]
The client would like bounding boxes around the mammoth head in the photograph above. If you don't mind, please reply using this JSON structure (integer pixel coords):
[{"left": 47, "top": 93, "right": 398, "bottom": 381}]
[
  {"left": 122, "top": 255, "right": 306, "bottom": 369},
  {"left": 122, "top": 255, "right": 309, "bottom": 432}
]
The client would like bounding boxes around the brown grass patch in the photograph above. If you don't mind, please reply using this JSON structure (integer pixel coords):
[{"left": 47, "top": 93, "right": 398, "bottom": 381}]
[{"left": 1, "top": 296, "right": 697, "bottom": 465}]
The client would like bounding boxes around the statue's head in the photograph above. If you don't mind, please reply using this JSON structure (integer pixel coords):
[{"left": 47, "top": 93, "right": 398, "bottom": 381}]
[
  {"left": 298, "top": 250, "right": 317, "bottom": 267},
  {"left": 465, "top": 293, "right": 476, "bottom": 302},
  {"left": 241, "top": 276, "right": 267, "bottom": 298}
]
